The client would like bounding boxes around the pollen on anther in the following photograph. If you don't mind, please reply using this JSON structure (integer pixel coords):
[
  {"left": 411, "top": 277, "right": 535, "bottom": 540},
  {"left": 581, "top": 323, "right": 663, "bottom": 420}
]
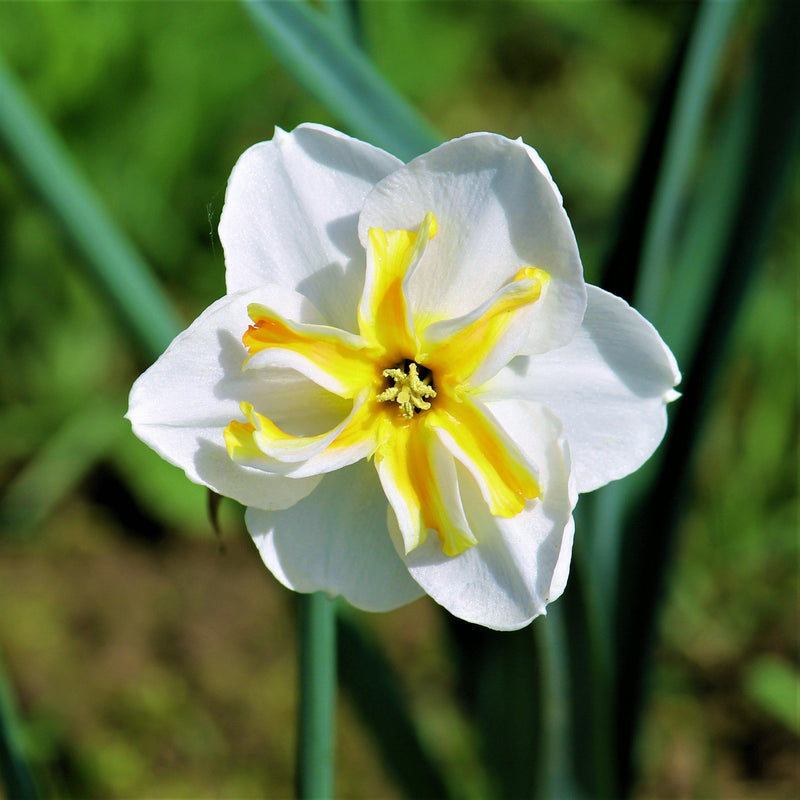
[{"left": 377, "top": 361, "right": 436, "bottom": 419}]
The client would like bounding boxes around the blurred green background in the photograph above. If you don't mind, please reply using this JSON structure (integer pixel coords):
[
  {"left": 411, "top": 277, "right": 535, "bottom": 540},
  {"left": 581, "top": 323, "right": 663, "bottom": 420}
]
[{"left": 0, "top": 1, "right": 796, "bottom": 798}]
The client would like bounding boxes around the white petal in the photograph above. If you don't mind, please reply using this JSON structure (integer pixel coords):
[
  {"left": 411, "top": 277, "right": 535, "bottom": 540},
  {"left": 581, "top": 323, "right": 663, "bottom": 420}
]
[
  {"left": 126, "top": 286, "right": 350, "bottom": 510},
  {"left": 219, "top": 123, "right": 402, "bottom": 332},
  {"left": 519, "top": 139, "right": 562, "bottom": 205},
  {"left": 548, "top": 514, "right": 575, "bottom": 604},
  {"left": 248, "top": 390, "right": 376, "bottom": 479},
  {"left": 395, "top": 402, "right": 577, "bottom": 630},
  {"left": 375, "top": 425, "right": 476, "bottom": 556},
  {"left": 247, "top": 461, "right": 425, "bottom": 612},
  {"left": 420, "top": 267, "right": 549, "bottom": 388},
  {"left": 358, "top": 132, "right": 585, "bottom": 351},
  {"left": 481, "top": 285, "right": 681, "bottom": 493},
  {"left": 375, "top": 448, "right": 425, "bottom": 554},
  {"left": 243, "top": 316, "right": 371, "bottom": 399}
]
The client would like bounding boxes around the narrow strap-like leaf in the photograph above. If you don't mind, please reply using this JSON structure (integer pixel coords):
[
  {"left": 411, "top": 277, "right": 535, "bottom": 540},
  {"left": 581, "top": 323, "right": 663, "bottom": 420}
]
[
  {"left": 338, "top": 613, "right": 452, "bottom": 800},
  {"left": 0, "top": 655, "right": 39, "bottom": 800},
  {"left": 585, "top": 0, "right": 741, "bottom": 662},
  {"left": 598, "top": 3, "right": 699, "bottom": 303},
  {"left": 658, "top": 78, "right": 752, "bottom": 367},
  {"left": 0, "top": 55, "right": 182, "bottom": 362},
  {"left": 242, "top": 0, "right": 441, "bottom": 161},
  {"left": 633, "top": 0, "right": 742, "bottom": 321},
  {"left": 0, "top": 401, "right": 122, "bottom": 534},
  {"left": 320, "top": 0, "right": 364, "bottom": 48},
  {"left": 446, "top": 618, "right": 543, "bottom": 800},
  {"left": 613, "top": 1, "right": 800, "bottom": 792}
]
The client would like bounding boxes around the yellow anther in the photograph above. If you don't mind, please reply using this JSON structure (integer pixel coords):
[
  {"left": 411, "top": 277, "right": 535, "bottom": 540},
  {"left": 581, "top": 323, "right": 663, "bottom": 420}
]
[{"left": 377, "top": 362, "right": 436, "bottom": 418}]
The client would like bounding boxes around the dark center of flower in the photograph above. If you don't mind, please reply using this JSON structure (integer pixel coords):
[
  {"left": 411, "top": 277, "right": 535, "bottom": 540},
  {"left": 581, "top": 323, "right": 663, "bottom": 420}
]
[{"left": 376, "top": 359, "right": 436, "bottom": 419}]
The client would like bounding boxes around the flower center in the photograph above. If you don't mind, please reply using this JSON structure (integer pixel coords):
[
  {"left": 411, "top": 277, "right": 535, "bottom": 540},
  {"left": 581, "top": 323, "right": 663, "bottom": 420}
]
[{"left": 376, "top": 360, "right": 436, "bottom": 419}]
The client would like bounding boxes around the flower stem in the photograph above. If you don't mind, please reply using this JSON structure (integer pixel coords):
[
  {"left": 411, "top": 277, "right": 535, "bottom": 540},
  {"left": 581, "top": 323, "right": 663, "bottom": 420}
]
[{"left": 296, "top": 593, "right": 336, "bottom": 800}]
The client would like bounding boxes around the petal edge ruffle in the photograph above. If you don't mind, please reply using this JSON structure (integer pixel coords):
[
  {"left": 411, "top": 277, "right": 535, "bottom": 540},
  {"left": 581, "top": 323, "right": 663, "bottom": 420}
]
[
  {"left": 358, "top": 132, "right": 586, "bottom": 353},
  {"left": 220, "top": 123, "right": 403, "bottom": 332},
  {"left": 480, "top": 285, "right": 681, "bottom": 493},
  {"left": 126, "top": 286, "right": 346, "bottom": 510},
  {"left": 396, "top": 402, "right": 576, "bottom": 630}
]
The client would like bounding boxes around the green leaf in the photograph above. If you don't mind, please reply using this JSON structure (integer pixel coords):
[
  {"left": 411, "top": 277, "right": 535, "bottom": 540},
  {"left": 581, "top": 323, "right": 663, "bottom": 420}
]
[
  {"left": 320, "top": 0, "right": 364, "bottom": 48},
  {"left": 0, "top": 54, "right": 182, "bottom": 363},
  {"left": 569, "top": 9, "right": 708, "bottom": 795},
  {"left": 535, "top": 605, "right": 587, "bottom": 800},
  {"left": 613, "top": 0, "right": 800, "bottom": 791},
  {"left": 110, "top": 433, "right": 210, "bottom": 532},
  {"left": 0, "top": 654, "right": 40, "bottom": 800},
  {"left": 597, "top": 4, "right": 699, "bottom": 305},
  {"left": 242, "top": 0, "right": 441, "bottom": 161},
  {"left": 590, "top": 3, "right": 706, "bottom": 606},
  {"left": 0, "top": 49, "right": 185, "bottom": 800},
  {"left": 338, "top": 612, "right": 452, "bottom": 800},
  {"left": 743, "top": 655, "right": 800, "bottom": 736},
  {"left": 633, "top": 0, "right": 742, "bottom": 322},
  {"left": 465, "top": 625, "right": 542, "bottom": 800},
  {"left": 0, "top": 400, "right": 122, "bottom": 535},
  {"left": 658, "top": 61, "right": 754, "bottom": 368}
]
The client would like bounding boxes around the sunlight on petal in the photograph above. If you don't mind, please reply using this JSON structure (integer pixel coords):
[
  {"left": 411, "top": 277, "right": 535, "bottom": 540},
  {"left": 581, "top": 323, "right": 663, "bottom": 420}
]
[{"left": 128, "top": 124, "right": 679, "bottom": 628}]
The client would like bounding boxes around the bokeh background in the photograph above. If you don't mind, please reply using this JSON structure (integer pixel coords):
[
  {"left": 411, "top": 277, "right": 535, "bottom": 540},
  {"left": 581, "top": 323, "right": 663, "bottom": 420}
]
[{"left": 0, "top": 2, "right": 797, "bottom": 798}]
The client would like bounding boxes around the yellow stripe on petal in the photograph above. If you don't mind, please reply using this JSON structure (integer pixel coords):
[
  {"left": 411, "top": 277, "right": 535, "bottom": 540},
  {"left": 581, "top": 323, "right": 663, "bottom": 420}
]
[
  {"left": 358, "top": 212, "right": 437, "bottom": 356},
  {"left": 422, "top": 267, "right": 549, "bottom": 386},
  {"left": 376, "top": 418, "right": 476, "bottom": 557},
  {"left": 244, "top": 396, "right": 366, "bottom": 460},
  {"left": 225, "top": 394, "right": 379, "bottom": 476},
  {"left": 243, "top": 304, "right": 378, "bottom": 398},
  {"left": 224, "top": 418, "right": 263, "bottom": 462},
  {"left": 429, "top": 394, "right": 540, "bottom": 518},
  {"left": 244, "top": 401, "right": 313, "bottom": 459},
  {"left": 319, "top": 399, "right": 379, "bottom": 455}
]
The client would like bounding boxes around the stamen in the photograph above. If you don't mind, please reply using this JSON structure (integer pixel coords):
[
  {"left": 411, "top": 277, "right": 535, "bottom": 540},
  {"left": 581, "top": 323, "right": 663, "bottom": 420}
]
[{"left": 377, "top": 361, "right": 436, "bottom": 418}]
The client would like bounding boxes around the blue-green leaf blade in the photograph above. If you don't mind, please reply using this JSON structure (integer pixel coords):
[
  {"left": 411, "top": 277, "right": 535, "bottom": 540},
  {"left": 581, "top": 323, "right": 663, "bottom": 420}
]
[
  {"left": 0, "top": 54, "right": 182, "bottom": 362},
  {"left": 243, "top": 0, "right": 441, "bottom": 161},
  {"left": 634, "top": 0, "right": 742, "bottom": 321},
  {"left": 338, "top": 612, "right": 452, "bottom": 800},
  {"left": 613, "top": 1, "right": 800, "bottom": 791},
  {"left": 0, "top": 655, "right": 40, "bottom": 800}
]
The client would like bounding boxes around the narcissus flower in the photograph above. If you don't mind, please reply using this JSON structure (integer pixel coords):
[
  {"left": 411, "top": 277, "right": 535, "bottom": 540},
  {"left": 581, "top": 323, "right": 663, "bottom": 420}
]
[{"left": 127, "top": 124, "right": 680, "bottom": 630}]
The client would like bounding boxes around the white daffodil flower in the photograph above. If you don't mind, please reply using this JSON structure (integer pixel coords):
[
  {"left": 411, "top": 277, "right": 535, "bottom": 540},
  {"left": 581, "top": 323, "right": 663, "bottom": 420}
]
[{"left": 127, "top": 124, "right": 680, "bottom": 630}]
